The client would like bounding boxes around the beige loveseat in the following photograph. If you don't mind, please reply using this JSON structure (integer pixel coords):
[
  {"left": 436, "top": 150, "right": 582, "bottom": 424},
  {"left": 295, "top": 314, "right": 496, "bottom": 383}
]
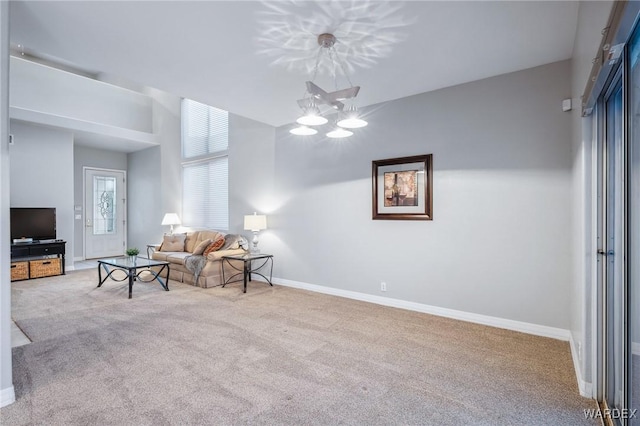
[{"left": 151, "top": 230, "right": 248, "bottom": 288}]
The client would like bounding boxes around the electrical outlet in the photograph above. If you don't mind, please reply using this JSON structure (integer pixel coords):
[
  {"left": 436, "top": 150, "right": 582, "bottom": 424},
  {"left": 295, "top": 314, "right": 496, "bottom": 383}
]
[{"left": 381, "top": 282, "right": 387, "bottom": 292}]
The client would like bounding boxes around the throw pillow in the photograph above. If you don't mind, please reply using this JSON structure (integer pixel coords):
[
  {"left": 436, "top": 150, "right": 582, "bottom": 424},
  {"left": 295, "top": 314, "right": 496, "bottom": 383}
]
[
  {"left": 192, "top": 239, "right": 212, "bottom": 255},
  {"left": 159, "top": 233, "right": 186, "bottom": 252},
  {"left": 203, "top": 237, "right": 225, "bottom": 256}
]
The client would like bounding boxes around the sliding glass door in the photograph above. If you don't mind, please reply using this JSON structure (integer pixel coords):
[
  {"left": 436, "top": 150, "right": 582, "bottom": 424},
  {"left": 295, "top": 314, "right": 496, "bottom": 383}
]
[
  {"left": 601, "top": 75, "right": 626, "bottom": 423},
  {"left": 597, "top": 20, "right": 640, "bottom": 426},
  {"left": 585, "top": 3, "right": 640, "bottom": 423}
]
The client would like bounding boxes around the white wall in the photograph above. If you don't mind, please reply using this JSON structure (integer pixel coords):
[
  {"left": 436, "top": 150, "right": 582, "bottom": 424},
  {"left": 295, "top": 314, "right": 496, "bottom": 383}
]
[
  {"left": 10, "top": 57, "right": 152, "bottom": 133},
  {"left": 9, "top": 122, "right": 74, "bottom": 269},
  {"left": 266, "top": 60, "right": 573, "bottom": 331},
  {"left": 0, "top": 0, "right": 14, "bottom": 408},
  {"left": 569, "top": 0, "right": 614, "bottom": 396}
]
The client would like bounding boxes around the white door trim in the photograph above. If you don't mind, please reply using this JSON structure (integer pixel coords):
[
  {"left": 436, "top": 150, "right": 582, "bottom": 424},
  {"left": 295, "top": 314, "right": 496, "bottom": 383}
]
[{"left": 82, "top": 166, "right": 127, "bottom": 260}]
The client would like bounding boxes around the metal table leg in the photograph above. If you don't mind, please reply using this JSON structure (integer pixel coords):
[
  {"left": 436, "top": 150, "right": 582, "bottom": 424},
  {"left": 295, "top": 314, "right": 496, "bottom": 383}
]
[
  {"left": 128, "top": 268, "right": 134, "bottom": 299},
  {"left": 243, "top": 260, "right": 249, "bottom": 293}
]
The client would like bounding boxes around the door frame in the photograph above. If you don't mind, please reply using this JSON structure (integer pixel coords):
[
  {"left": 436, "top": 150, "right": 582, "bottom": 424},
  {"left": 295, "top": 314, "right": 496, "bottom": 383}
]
[
  {"left": 82, "top": 166, "right": 127, "bottom": 260},
  {"left": 594, "top": 60, "right": 630, "bottom": 424}
]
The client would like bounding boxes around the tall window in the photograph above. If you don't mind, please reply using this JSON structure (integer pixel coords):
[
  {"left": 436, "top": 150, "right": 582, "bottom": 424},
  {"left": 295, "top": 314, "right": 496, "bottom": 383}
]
[{"left": 181, "top": 99, "right": 229, "bottom": 230}]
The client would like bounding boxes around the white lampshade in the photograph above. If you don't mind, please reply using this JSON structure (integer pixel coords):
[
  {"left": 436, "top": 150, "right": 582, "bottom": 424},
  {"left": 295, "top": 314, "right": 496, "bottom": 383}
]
[
  {"left": 161, "top": 213, "right": 181, "bottom": 226},
  {"left": 297, "top": 113, "right": 328, "bottom": 126},
  {"left": 326, "top": 127, "right": 353, "bottom": 138},
  {"left": 337, "top": 116, "right": 368, "bottom": 129},
  {"left": 290, "top": 125, "right": 318, "bottom": 136},
  {"left": 244, "top": 213, "right": 267, "bottom": 231},
  {"left": 337, "top": 105, "right": 368, "bottom": 129},
  {"left": 296, "top": 105, "right": 328, "bottom": 126}
]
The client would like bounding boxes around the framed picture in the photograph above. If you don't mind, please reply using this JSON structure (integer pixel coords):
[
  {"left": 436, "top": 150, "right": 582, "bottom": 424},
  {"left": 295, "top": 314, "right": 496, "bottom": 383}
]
[{"left": 372, "top": 154, "right": 433, "bottom": 220}]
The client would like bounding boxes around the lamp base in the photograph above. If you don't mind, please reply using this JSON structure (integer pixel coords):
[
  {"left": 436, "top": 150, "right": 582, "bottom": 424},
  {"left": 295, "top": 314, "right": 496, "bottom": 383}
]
[{"left": 250, "top": 231, "right": 260, "bottom": 254}]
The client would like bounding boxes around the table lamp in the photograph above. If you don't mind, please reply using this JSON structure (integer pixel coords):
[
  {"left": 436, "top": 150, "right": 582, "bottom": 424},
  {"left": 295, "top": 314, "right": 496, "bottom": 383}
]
[
  {"left": 244, "top": 212, "right": 267, "bottom": 253},
  {"left": 161, "top": 213, "right": 181, "bottom": 235}
]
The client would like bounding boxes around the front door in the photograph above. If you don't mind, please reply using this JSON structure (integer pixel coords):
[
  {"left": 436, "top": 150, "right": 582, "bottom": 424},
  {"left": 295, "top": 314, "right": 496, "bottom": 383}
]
[{"left": 84, "top": 168, "right": 126, "bottom": 259}]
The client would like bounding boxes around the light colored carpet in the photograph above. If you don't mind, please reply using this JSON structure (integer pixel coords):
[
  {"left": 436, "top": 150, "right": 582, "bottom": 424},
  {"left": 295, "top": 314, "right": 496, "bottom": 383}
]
[{"left": 1, "top": 269, "right": 597, "bottom": 425}]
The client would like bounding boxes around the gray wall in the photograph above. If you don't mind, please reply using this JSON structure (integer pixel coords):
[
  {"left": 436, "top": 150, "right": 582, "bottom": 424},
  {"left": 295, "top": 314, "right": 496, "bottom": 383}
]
[
  {"left": 228, "top": 114, "right": 276, "bottom": 233},
  {"left": 9, "top": 121, "right": 74, "bottom": 270},
  {"left": 144, "top": 87, "right": 182, "bottom": 217},
  {"left": 266, "top": 60, "right": 573, "bottom": 329},
  {"left": 72, "top": 145, "right": 127, "bottom": 259},
  {"left": 127, "top": 88, "right": 181, "bottom": 252},
  {"left": 128, "top": 146, "right": 162, "bottom": 251}
]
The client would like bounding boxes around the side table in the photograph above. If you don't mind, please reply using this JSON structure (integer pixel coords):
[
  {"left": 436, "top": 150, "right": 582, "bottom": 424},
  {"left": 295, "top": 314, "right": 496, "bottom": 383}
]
[{"left": 221, "top": 253, "right": 273, "bottom": 293}]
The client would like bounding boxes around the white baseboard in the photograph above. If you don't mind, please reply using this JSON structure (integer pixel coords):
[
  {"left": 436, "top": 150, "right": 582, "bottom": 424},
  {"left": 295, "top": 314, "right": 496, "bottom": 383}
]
[
  {"left": 569, "top": 334, "right": 593, "bottom": 397},
  {"left": 271, "top": 277, "right": 570, "bottom": 341},
  {"left": 0, "top": 385, "right": 15, "bottom": 407}
]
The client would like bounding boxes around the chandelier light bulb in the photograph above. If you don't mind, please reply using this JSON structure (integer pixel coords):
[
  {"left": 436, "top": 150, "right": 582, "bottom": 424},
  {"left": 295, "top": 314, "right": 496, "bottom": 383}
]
[
  {"left": 296, "top": 105, "right": 328, "bottom": 126},
  {"left": 290, "top": 125, "right": 318, "bottom": 136},
  {"left": 297, "top": 114, "right": 328, "bottom": 126},
  {"left": 337, "top": 105, "right": 368, "bottom": 129},
  {"left": 337, "top": 116, "right": 368, "bottom": 129},
  {"left": 326, "top": 127, "right": 353, "bottom": 138}
]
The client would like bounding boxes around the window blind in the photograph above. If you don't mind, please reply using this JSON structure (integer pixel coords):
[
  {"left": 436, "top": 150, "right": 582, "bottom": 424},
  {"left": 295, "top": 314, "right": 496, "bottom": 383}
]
[
  {"left": 181, "top": 98, "right": 229, "bottom": 230},
  {"left": 182, "top": 158, "right": 229, "bottom": 230},
  {"left": 182, "top": 99, "right": 229, "bottom": 158}
]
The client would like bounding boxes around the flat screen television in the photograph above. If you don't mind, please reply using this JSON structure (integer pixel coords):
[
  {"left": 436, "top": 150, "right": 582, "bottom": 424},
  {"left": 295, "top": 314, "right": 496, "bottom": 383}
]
[{"left": 10, "top": 207, "right": 57, "bottom": 242}]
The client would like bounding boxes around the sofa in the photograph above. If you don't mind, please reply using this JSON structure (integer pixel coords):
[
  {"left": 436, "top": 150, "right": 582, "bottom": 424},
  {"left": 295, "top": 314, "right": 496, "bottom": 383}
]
[{"left": 151, "top": 230, "right": 248, "bottom": 288}]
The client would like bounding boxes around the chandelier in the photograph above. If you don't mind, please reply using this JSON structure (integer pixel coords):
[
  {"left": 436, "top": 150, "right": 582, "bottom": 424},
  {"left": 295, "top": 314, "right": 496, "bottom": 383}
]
[{"left": 290, "top": 33, "right": 368, "bottom": 138}]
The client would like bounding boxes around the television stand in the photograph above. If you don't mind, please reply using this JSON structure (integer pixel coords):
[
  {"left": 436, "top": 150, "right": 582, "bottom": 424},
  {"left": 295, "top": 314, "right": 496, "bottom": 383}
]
[{"left": 10, "top": 240, "right": 66, "bottom": 281}]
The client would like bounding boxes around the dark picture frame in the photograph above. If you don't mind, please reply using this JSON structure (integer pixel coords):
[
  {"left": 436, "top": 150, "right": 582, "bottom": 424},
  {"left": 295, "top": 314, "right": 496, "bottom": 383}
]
[{"left": 372, "top": 154, "right": 433, "bottom": 220}]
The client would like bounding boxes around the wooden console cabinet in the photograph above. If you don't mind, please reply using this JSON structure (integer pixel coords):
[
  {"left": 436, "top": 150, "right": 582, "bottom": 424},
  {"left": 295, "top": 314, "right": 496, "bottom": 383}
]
[{"left": 10, "top": 241, "right": 66, "bottom": 281}]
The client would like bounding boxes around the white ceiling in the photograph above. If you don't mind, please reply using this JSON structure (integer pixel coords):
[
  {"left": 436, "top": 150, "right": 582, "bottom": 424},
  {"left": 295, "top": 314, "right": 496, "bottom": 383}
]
[{"left": 9, "top": 1, "right": 579, "bottom": 128}]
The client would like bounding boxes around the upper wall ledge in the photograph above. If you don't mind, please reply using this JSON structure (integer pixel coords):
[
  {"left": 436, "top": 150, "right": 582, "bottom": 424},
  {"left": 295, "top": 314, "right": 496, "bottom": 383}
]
[
  {"left": 10, "top": 106, "right": 159, "bottom": 153},
  {"left": 10, "top": 56, "right": 154, "bottom": 134}
]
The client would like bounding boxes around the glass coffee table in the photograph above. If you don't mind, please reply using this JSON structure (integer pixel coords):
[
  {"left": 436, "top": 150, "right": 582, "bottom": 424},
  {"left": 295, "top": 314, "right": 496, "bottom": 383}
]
[
  {"left": 221, "top": 253, "right": 273, "bottom": 293},
  {"left": 97, "top": 256, "right": 170, "bottom": 299}
]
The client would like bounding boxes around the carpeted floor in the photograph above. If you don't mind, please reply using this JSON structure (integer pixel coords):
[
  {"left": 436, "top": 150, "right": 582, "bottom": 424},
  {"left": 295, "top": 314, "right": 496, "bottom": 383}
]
[{"left": 1, "top": 269, "right": 598, "bottom": 425}]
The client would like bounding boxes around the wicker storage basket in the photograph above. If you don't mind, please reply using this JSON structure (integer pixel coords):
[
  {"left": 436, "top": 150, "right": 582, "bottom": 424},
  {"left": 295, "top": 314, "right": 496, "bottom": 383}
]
[
  {"left": 29, "top": 258, "right": 61, "bottom": 279},
  {"left": 10, "top": 261, "right": 29, "bottom": 281}
]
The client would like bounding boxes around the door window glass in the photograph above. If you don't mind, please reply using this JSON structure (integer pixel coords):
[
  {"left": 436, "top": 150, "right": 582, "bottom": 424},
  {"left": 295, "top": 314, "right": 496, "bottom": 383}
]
[{"left": 93, "top": 176, "right": 117, "bottom": 235}]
